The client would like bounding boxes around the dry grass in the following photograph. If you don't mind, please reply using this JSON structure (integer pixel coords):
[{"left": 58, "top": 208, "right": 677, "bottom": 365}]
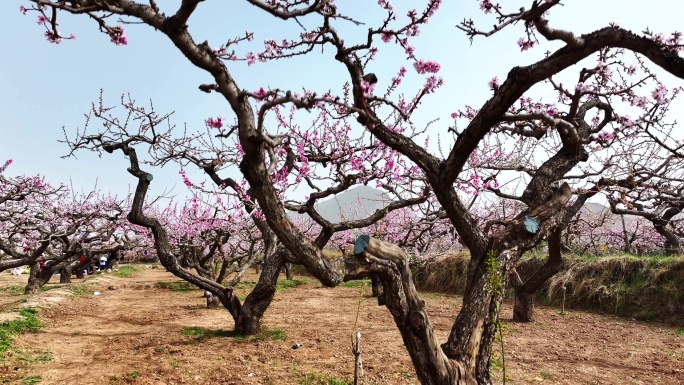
[
  {"left": 412, "top": 251, "right": 470, "bottom": 293},
  {"left": 291, "top": 247, "right": 684, "bottom": 322},
  {"left": 412, "top": 251, "right": 684, "bottom": 322},
  {"left": 546, "top": 255, "right": 684, "bottom": 321}
]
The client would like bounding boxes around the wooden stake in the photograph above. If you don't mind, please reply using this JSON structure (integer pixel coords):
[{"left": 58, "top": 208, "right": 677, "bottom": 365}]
[
  {"left": 353, "top": 331, "right": 362, "bottom": 385},
  {"left": 562, "top": 285, "right": 566, "bottom": 314}
]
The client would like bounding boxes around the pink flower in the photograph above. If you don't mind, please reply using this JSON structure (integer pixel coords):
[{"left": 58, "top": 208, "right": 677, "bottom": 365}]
[
  {"left": 479, "top": 0, "right": 498, "bottom": 13},
  {"left": 19, "top": 5, "right": 27, "bottom": 15},
  {"left": 631, "top": 96, "right": 648, "bottom": 108},
  {"left": 450, "top": 112, "right": 459, "bottom": 119},
  {"left": 596, "top": 131, "right": 614, "bottom": 145},
  {"left": 576, "top": 82, "right": 588, "bottom": 92},
  {"left": 254, "top": 87, "right": 267, "bottom": 97},
  {"left": 245, "top": 52, "right": 257, "bottom": 66},
  {"left": 45, "top": 30, "right": 62, "bottom": 44},
  {"left": 110, "top": 26, "right": 128, "bottom": 45},
  {"left": 422, "top": 75, "right": 441, "bottom": 94},
  {"left": 488, "top": 76, "right": 500, "bottom": 91},
  {"left": 413, "top": 60, "right": 441, "bottom": 74},
  {"left": 361, "top": 80, "right": 375, "bottom": 98},
  {"left": 205, "top": 117, "right": 224, "bottom": 129},
  {"left": 651, "top": 84, "right": 668, "bottom": 104},
  {"left": 517, "top": 38, "right": 535, "bottom": 51},
  {"left": 381, "top": 33, "right": 393, "bottom": 43},
  {"left": 378, "top": 0, "right": 394, "bottom": 10}
]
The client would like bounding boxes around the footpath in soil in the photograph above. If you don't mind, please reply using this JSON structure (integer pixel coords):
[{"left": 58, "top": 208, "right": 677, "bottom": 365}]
[{"left": 0, "top": 265, "right": 682, "bottom": 384}]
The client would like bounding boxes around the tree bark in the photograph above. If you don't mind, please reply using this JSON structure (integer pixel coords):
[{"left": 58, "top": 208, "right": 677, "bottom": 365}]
[
  {"left": 654, "top": 223, "right": 681, "bottom": 255},
  {"left": 235, "top": 247, "right": 284, "bottom": 335},
  {"left": 512, "top": 229, "right": 564, "bottom": 323},
  {"left": 25, "top": 262, "right": 54, "bottom": 294},
  {"left": 283, "top": 262, "right": 293, "bottom": 280},
  {"left": 205, "top": 292, "right": 220, "bottom": 309},
  {"left": 370, "top": 273, "right": 385, "bottom": 305},
  {"left": 620, "top": 214, "right": 632, "bottom": 253},
  {"left": 59, "top": 266, "right": 72, "bottom": 283},
  {"left": 355, "top": 237, "right": 471, "bottom": 384},
  {"left": 512, "top": 291, "right": 535, "bottom": 322},
  {"left": 107, "top": 251, "right": 120, "bottom": 270},
  {"left": 441, "top": 261, "right": 499, "bottom": 381},
  {"left": 475, "top": 296, "right": 505, "bottom": 385}
]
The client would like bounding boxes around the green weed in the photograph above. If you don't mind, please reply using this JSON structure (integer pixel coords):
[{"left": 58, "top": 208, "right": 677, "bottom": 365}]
[
  {"left": 180, "top": 327, "right": 234, "bottom": 339},
  {"left": 154, "top": 281, "right": 196, "bottom": 292},
  {"left": 235, "top": 280, "right": 257, "bottom": 289},
  {"left": 0, "top": 308, "right": 43, "bottom": 355},
  {"left": 0, "top": 286, "right": 26, "bottom": 295},
  {"left": 276, "top": 279, "right": 307, "bottom": 291},
  {"left": 126, "top": 371, "right": 139, "bottom": 379},
  {"left": 40, "top": 285, "right": 65, "bottom": 293},
  {"left": 114, "top": 265, "right": 138, "bottom": 278},
  {"left": 180, "top": 327, "right": 286, "bottom": 343},
  {"left": 252, "top": 328, "right": 286, "bottom": 342},
  {"left": 69, "top": 285, "right": 93, "bottom": 297},
  {"left": 298, "top": 371, "right": 351, "bottom": 385},
  {"left": 16, "top": 352, "right": 53, "bottom": 363},
  {"left": 340, "top": 280, "right": 370, "bottom": 289},
  {"left": 22, "top": 375, "right": 41, "bottom": 385}
]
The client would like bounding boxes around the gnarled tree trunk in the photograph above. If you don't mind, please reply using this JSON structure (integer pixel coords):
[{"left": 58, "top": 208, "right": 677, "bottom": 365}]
[
  {"left": 356, "top": 236, "right": 502, "bottom": 385},
  {"left": 25, "top": 262, "right": 55, "bottom": 294},
  {"left": 510, "top": 190, "right": 594, "bottom": 323}
]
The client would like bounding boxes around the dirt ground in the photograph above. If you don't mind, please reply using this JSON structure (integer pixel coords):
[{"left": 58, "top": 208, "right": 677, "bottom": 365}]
[{"left": 0, "top": 265, "right": 682, "bottom": 385}]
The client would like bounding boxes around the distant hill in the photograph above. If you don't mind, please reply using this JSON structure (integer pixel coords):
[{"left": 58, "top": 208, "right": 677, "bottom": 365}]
[
  {"left": 287, "top": 185, "right": 390, "bottom": 223},
  {"left": 285, "top": 187, "right": 646, "bottom": 231},
  {"left": 584, "top": 202, "right": 610, "bottom": 215}
]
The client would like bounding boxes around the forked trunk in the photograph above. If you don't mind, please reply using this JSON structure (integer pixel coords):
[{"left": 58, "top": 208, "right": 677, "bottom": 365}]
[{"left": 511, "top": 229, "right": 564, "bottom": 323}]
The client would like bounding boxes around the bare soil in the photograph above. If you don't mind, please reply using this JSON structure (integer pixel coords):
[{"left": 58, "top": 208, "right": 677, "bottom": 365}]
[{"left": 0, "top": 265, "right": 682, "bottom": 385}]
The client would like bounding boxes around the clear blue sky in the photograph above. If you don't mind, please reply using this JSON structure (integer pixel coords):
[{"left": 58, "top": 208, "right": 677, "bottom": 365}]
[{"left": 1, "top": 1, "right": 682, "bottom": 201}]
